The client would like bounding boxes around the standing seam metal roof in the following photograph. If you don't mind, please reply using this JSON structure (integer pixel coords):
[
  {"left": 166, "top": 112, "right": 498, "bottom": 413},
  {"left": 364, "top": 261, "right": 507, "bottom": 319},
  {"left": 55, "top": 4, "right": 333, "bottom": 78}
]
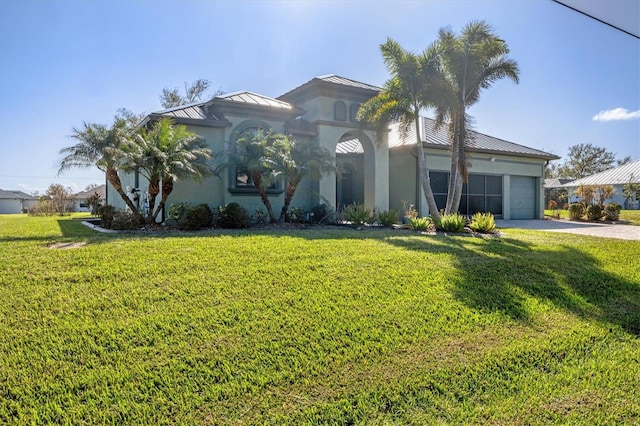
[
  {"left": 216, "top": 91, "right": 294, "bottom": 109},
  {"left": 563, "top": 160, "right": 640, "bottom": 186}
]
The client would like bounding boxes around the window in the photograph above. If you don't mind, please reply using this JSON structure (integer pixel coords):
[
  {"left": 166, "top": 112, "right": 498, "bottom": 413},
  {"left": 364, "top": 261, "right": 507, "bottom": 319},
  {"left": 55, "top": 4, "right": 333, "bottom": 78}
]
[
  {"left": 334, "top": 101, "right": 347, "bottom": 121},
  {"left": 349, "top": 103, "right": 360, "bottom": 122},
  {"left": 228, "top": 125, "right": 282, "bottom": 195},
  {"left": 430, "top": 171, "right": 503, "bottom": 217}
]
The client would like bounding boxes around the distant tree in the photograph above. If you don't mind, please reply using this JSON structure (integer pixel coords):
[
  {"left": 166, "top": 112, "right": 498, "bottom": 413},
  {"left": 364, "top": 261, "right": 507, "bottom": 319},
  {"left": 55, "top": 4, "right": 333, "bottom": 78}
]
[
  {"left": 85, "top": 191, "right": 102, "bottom": 215},
  {"left": 122, "top": 118, "right": 214, "bottom": 223},
  {"left": 45, "top": 184, "right": 73, "bottom": 215},
  {"left": 159, "top": 79, "right": 223, "bottom": 108},
  {"left": 550, "top": 143, "right": 627, "bottom": 179},
  {"left": 617, "top": 156, "right": 632, "bottom": 166},
  {"left": 623, "top": 174, "right": 640, "bottom": 209},
  {"left": 85, "top": 183, "right": 101, "bottom": 191}
]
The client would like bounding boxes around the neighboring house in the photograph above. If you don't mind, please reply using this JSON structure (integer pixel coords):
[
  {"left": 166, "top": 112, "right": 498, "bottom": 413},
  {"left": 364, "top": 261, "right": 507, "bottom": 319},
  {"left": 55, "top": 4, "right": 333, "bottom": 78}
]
[
  {"left": 107, "top": 74, "right": 558, "bottom": 220},
  {"left": 0, "top": 189, "right": 38, "bottom": 214},
  {"left": 72, "top": 185, "right": 106, "bottom": 212},
  {"left": 563, "top": 160, "right": 640, "bottom": 209},
  {"left": 544, "top": 178, "right": 574, "bottom": 208}
]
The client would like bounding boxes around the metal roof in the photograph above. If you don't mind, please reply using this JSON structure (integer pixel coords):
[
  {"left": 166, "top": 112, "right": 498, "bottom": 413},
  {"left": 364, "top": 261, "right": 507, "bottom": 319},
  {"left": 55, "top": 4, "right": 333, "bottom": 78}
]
[
  {"left": 315, "top": 75, "right": 382, "bottom": 92},
  {"left": 216, "top": 91, "right": 294, "bottom": 109},
  {"left": 382, "top": 117, "right": 558, "bottom": 160},
  {"left": 153, "top": 101, "right": 224, "bottom": 121},
  {"left": 563, "top": 160, "right": 640, "bottom": 187},
  {"left": 0, "top": 189, "right": 36, "bottom": 200},
  {"left": 544, "top": 178, "right": 574, "bottom": 188},
  {"left": 74, "top": 184, "right": 106, "bottom": 200}
]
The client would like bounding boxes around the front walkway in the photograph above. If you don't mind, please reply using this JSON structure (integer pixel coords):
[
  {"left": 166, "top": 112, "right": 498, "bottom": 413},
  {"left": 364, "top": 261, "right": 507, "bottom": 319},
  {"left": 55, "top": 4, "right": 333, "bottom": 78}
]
[{"left": 496, "top": 219, "right": 640, "bottom": 241}]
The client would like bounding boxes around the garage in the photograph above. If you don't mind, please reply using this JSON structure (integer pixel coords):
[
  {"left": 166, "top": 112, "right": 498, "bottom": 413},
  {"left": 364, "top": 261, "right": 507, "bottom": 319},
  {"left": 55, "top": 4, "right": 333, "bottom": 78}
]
[{"left": 510, "top": 176, "right": 537, "bottom": 219}]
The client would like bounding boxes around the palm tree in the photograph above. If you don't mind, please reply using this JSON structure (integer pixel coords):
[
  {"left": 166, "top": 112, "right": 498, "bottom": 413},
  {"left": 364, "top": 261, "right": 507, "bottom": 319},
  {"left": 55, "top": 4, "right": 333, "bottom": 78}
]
[
  {"left": 58, "top": 118, "right": 144, "bottom": 222},
  {"left": 433, "top": 20, "right": 520, "bottom": 214},
  {"left": 123, "top": 118, "right": 214, "bottom": 222},
  {"left": 267, "top": 137, "right": 335, "bottom": 222},
  {"left": 358, "top": 38, "right": 441, "bottom": 221},
  {"left": 216, "top": 130, "right": 283, "bottom": 223}
]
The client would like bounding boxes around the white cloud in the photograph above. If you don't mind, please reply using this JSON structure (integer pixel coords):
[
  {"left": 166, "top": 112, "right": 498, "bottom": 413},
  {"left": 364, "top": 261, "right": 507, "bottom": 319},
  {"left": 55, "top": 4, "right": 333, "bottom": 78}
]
[{"left": 592, "top": 107, "right": 640, "bottom": 121}]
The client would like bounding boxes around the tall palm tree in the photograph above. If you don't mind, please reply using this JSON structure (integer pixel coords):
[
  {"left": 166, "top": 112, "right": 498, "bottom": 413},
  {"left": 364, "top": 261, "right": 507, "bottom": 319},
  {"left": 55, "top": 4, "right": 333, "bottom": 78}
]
[
  {"left": 358, "top": 38, "right": 441, "bottom": 221},
  {"left": 123, "top": 118, "right": 214, "bottom": 222},
  {"left": 58, "top": 118, "right": 144, "bottom": 222},
  {"left": 433, "top": 20, "right": 520, "bottom": 214},
  {"left": 267, "top": 137, "right": 335, "bottom": 222}
]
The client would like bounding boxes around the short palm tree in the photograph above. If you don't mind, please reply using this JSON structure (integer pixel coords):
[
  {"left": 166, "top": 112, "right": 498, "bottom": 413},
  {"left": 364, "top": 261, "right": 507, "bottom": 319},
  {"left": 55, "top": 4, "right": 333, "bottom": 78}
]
[
  {"left": 433, "top": 20, "right": 520, "bottom": 214},
  {"left": 268, "top": 137, "right": 335, "bottom": 222},
  {"left": 216, "top": 130, "right": 282, "bottom": 223},
  {"left": 123, "top": 118, "right": 213, "bottom": 222},
  {"left": 358, "top": 38, "right": 441, "bottom": 221},
  {"left": 58, "top": 118, "right": 143, "bottom": 222}
]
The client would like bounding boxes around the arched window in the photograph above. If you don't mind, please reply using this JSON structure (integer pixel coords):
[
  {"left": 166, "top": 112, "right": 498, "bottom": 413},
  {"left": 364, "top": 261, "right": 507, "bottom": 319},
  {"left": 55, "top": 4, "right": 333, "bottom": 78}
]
[
  {"left": 334, "top": 101, "right": 347, "bottom": 121},
  {"left": 350, "top": 103, "right": 360, "bottom": 122}
]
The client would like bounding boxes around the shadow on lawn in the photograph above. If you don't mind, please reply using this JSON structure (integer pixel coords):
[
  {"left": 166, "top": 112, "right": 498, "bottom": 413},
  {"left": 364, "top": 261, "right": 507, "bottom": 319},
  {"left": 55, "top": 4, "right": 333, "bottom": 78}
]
[{"left": 384, "top": 235, "right": 640, "bottom": 336}]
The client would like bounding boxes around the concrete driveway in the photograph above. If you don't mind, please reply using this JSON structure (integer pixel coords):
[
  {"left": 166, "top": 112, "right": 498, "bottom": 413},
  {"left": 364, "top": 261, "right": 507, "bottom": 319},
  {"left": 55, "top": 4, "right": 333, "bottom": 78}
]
[{"left": 495, "top": 219, "right": 640, "bottom": 241}]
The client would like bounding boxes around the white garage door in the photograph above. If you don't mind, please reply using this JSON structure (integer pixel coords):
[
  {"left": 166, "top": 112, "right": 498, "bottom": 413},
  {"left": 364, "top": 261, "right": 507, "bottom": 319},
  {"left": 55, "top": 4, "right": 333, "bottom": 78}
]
[{"left": 510, "top": 176, "right": 537, "bottom": 219}]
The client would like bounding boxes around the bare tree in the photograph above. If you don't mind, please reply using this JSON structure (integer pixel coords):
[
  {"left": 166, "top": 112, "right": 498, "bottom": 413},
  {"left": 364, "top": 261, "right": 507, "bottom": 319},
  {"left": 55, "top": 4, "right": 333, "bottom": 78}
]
[{"left": 159, "top": 79, "right": 223, "bottom": 108}]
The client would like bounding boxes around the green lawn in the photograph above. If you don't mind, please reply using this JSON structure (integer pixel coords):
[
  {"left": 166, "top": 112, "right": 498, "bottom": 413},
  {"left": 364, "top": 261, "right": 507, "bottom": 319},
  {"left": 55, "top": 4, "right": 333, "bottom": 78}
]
[
  {"left": 1, "top": 215, "right": 639, "bottom": 424},
  {"left": 545, "top": 209, "right": 640, "bottom": 225}
]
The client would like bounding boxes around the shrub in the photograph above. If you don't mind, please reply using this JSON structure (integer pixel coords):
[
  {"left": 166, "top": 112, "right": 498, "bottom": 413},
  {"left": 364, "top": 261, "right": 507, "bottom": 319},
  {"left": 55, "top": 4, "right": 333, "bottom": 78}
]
[
  {"left": 286, "top": 207, "right": 305, "bottom": 223},
  {"left": 97, "top": 204, "right": 116, "bottom": 228},
  {"left": 603, "top": 203, "right": 622, "bottom": 221},
  {"left": 215, "top": 202, "right": 250, "bottom": 229},
  {"left": 167, "top": 202, "right": 191, "bottom": 224},
  {"left": 409, "top": 216, "right": 432, "bottom": 231},
  {"left": 183, "top": 204, "right": 213, "bottom": 230},
  {"left": 377, "top": 210, "right": 398, "bottom": 228},
  {"left": 311, "top": 203, "right": 336, "bottom": 224},
  {"left": 586, "top": 204, "right": 603, "bottom": 221},
  {"left": 547, "top": 200, "right": 557, "bottom": 210},
  {"left": 469, "top": 212, "right": 496, "bottom": 233},
  {"left": 569, "top": 203, "right": 585, "bottom": 220},
  {"left": 111, "top": 210, "right": 142, "bottom": 230},
  {"left": 342, "top": 203, "right": 376, "bottom": 226},
  {"left": 252, "top": 208, "right": 268, "bottom": 225},
  {"left": 438, "top": 212, "right": 465, "bottom": 233}
]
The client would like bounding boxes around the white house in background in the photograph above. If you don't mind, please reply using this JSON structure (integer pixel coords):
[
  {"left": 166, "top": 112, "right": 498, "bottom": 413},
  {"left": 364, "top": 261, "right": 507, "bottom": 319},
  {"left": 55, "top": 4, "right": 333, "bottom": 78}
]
[
  {"left": 107, "top": 75, "right": 558, "bottom": 220},
  {"left": 72, "top": 185, "right": 106, "bottom": 212},
  {"left": 0, "top": 189, "right": 38, "bottom": 214},
  {"left": 563, "top": 160, "right": 640, "bottom": 209}
]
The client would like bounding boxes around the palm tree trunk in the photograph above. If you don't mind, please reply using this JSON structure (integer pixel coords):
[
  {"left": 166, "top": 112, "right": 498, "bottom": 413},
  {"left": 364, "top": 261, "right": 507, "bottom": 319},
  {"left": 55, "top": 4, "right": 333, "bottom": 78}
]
[
  {"left": 252, "top": 171, "right": 276, "bottom": 223},
  {"left": 106, "top": 167, "right": 144, "bottom": 222},
  {"left": 414, "top": 112, "right": 441, "bottom": 222},
  {"left": 152, "top": 177, "right": 173, "bottom": 222},
  {"left": 279, "top": 180, "right": 300, "bottom": 222},
  {"left": 445, "top": 109, "right": 466, "bottom": 215},
  {"left": 147, "top": 178, "right": 160, "bottom": 223}
]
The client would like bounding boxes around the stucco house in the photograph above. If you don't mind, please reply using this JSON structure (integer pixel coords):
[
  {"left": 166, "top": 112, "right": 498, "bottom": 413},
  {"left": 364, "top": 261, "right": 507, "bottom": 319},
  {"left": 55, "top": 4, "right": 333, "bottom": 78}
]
[
  {"left": 563, "top": 160, "right": 640, "bottom": 209},
  {"left": 72, "top": 185, "right": 106, "bottom": 212},
  {"left": 107, "top": 75, "right": 558, "bottom": 220},
  {"left": 0, "top": 189, "right": 38, "bottom": 214}
]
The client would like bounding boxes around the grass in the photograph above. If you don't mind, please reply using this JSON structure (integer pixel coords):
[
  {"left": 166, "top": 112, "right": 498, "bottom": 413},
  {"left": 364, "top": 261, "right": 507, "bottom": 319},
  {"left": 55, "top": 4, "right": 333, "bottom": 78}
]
[
  {"left": 1, "top": 214, "right": 639, "bottom": 424},
  {"left": 545, "top": 208, "right": 640, "bottom": 225}
]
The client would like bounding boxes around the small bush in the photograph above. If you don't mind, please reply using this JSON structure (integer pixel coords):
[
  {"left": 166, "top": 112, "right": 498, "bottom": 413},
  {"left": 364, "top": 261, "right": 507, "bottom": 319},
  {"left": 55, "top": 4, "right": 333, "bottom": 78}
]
[
  {"left": 111, "top": 210, "right": 142, "bottom": 230},
  {"left": 252, "top": 208, "right": 268, "bottom": 225},
  {"left": 409, "top": 216, "right": 432, "bottom": 231},
  {"left": 215, "top": 202, "right": 250, "bottom": 229},
  {"left": 311, "top": 203, "right": 336, "bottom": 224},
  {"left": 569, "top": 203, "right": 585, "bottom": 220},
  {"left": 286, "top": 207, "right": 305, "bottom": 223},
  {"left": 183, "top": 204, "right": 213, "bottom": 230},
  {"left": 603, "top": 203, "right": 622, "bottom": 221},
  {"left": 167, "top": 202, "right": 191, "bottom": 223},
  {"left": 469, "top": 212, "right": 496, "bottom": 233},
  {"left": 97, "top": 204, "right": 116, "bottom": 228},
  {"left": 586, "top": 204, "right": 603, "bottom": 221},
  {"left": 342, "top": 203, "right": 377, "bottom": 226},
  {"left": 438, "top": 212, "right": 465, "bottom": 233},
  {"left": 547, "top": 200, "right": 558, "bottom": 210},
  {"left": 377, "top": 210, "right": 398, "bottom": 228}
]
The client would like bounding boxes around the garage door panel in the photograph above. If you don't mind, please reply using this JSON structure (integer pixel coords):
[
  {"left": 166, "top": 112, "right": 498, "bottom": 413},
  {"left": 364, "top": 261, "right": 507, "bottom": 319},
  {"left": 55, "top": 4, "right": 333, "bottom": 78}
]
[{"left": 510, "top": 176, "right": 536, "bottom": 219}]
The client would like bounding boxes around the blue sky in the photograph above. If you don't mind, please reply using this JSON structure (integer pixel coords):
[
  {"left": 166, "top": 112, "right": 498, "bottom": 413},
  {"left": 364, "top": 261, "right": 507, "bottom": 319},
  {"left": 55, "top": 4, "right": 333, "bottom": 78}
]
[{"left": 1, "top": 0, "right": 638, "bottom": 194}]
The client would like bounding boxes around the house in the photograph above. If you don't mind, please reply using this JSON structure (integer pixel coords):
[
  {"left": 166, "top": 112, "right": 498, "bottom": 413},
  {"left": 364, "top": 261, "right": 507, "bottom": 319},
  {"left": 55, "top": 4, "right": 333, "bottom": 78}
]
[
  {"left": 0, "top": 189, "right": 38, "bottom": 214},
  {"left": 72, "top": 185, "right": 106, "bottom": 213},
  {"left": 107, "top": 75, "right": 558, "bottom": 220},
  {"left": 563, "top": 160, "right": 640, "bottom": 209}
]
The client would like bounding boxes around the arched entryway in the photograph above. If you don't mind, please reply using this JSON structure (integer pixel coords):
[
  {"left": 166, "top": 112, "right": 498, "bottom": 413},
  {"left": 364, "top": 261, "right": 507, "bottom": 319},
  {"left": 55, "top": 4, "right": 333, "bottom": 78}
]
[{"left": 335, "top": 131, "right": 371, "bottom": 210}]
